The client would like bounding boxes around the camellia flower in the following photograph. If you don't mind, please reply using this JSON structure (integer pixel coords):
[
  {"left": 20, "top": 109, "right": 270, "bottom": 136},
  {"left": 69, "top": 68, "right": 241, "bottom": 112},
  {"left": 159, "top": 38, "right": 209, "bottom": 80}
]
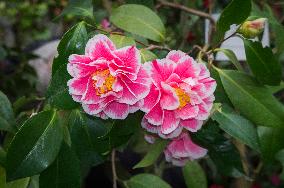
[
  {"left": 238, "top": 18, "right": 267, "bottom": 39},
  {"left": 67, "top": 34, "right": 150, "bottom": 119},
  {"left": 141, "top": 50, "right": 216, "bottom": 138},
  {"left": 164, "top": 132, "right": 207, "bottom": 166}
]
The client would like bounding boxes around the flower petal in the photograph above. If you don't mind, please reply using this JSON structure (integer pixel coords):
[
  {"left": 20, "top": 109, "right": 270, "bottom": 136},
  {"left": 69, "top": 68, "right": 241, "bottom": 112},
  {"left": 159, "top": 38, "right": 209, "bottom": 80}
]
[
  {"left": 144, "top": 104, "right": 164, "bottom": 126},
  {"left": 160, "top": 82, "right": 179, "bottom": 110},
  {"left": 166, "top": 50, "right": 186, "bottom": 63},
  {"left": 103, "top": 101, "right": 129, "bottom": 119},
  {"left": 82, "top": 103, "right": 103, "bottom": 115},
  {"left": 67, "top": 76, "right": 89, "bottom": 95},
  {"left": 174, "top": 56, "right": 200, "bottom": 79},
  {"left": 180, "top": 119, "right": 203, "bottom": 132},
  {"left": 141, "top": 84, "right": 161, "bottom": 113},
  {"left": 175, "top": 105, "right": 199, "bottom": 120},
  {"left": 161, "top": 111, "right": 179, "bottom": 134}
]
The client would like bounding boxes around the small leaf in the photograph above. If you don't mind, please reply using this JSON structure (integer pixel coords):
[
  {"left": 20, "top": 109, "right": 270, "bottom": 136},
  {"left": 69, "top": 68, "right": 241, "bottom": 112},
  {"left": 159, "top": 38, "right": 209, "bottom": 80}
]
[
  {"left": 133, "top": 139, "right": 168, "bottom": 169},
  {"left": 140, "top": 49, "right": 157, "bottom": 63},
  {"left": 109, "top": 34, "right": 136, "bottom": 48},
  {"left": 55, "top": 0, "right": 93, "bottom": 20},
  {"left": 110, "top": 4, "right": 166, "bottom": 42},
  {"left": 214, "top": 48, "right": 243, "bottom": 71},
  {"left": 212, "top": 105, "right": 260, "bottom": 152},
  {"left": 182, "top": 161, "right": 207, "bottom": 188},
  {"left": 243, "top": 39, "right": 281, "bottom": 85},
  {"left": 125, "top": 173, "right": 171, "bottom": 188},
  {"left": 6, "top": 110, "right": 63, "bottom": 180},
  {"left": 215, "top": 68, "right": 284, "bottom": 128},
  {"left": 39, "top": 142, "right": 81, "bottom": 188},
  {"left": 217, "top": 0, "right": 251, "bottom": 34},
  {"left": 258, "top": 126, "right": 284, "bottom": 163},
  {"left": 6, "top": 177, "right": 30, "bottom": 188}
]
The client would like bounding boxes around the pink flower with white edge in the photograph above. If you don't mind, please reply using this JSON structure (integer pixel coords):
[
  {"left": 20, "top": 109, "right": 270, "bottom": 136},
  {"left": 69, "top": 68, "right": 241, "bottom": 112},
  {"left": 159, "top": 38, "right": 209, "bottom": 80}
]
[
  {"left": 164, "top": 132, "right": 207, "bottom": 166},
  {"left": 67, "top": 34, "right": 150, "bottom": 119},
  {"left": 141, "top": 50, "right": 216, "bottom": 138}
]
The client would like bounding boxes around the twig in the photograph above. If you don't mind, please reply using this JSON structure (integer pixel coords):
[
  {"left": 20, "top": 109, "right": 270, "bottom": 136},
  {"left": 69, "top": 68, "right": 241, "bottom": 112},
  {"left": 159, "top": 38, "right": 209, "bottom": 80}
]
[
  {"left": 157, "top": 0, "right": 215, "bottom": 27},
  {"left": 112, "top": 149, "right": 118, "bottom": 188},
  {"left": 145, "top": 44, "right": 172, "bottom": 51},
  {"left": 209, "top": 31, "right": 238, "bottom": 54}
]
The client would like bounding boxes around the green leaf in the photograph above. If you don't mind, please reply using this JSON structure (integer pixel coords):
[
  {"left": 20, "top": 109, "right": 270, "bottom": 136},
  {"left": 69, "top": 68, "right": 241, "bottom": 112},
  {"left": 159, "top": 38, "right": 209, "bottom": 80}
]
[
  {"left": 109, "top": 34, "right": 136, "bottom": 48},
  {"left": 46, "top": 65, "right": 78, "bottom": 110},
  {"left": 182, "top": 161, "right": 207, "bottom": 188},
  {"left": 133, "top": 139, "right": 167, "bottom": 169},
  {"left": 110, "top": 4, "right": 166, "bottom": 42},
  {"left": 212, "top": 105, "right": 260, "bottom": 152},
  {"left": 215, "top": 68, "right": 284, "bottom": 128},
  {"left": 214, "top": 48, "right": 243, "bottom": 71},
  {"left": 0, "top": 147, "right": 6, "bottom": 166},
  {"left": 192, "top": 122, "right": 244, "bottom": 177},
  {"left": 0, "top": 91, "right": 15, "bottom": 132},
  {"left": 56, "top": 0, "right": 93, "bottom": 20},
  {"left": 243, "top": 39, "right": 281, "bottom": 85},
  {"left": 125, "top": 173, "right": 171, "bottom": 188},
  {"left": 140, "top": 49, "right": 157, "bottom": 63},
  {"left": 39, "top": 142, "right": 81, "bottom": 188},
  {"left": 100, "top": 113, "right": 141, "bottom": 149},
  {"left": 258, "top": 126, "right": 284, "bottom": 163},
  {"left": 6, "top": 110, "right": 63, "bottom": 181},
  {"left": 69, "top": 111, "right": 109, "bottom": 175},
  {"left": 47, "top": 22, "right": 88, "bottom": 110},
  {"left": 52, "top": 22, "right": 88, "bottom": 75},
  {"left": 217, "top": 0, "right": 251, "bottom": 35},
  {"left": 6, "top": 177, "right": 30, "bottom": 188}
]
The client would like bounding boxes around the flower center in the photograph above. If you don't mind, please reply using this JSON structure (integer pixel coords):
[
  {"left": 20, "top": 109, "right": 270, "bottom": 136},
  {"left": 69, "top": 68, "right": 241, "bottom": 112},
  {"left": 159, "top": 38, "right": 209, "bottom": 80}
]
[
  {"left": 92, "top": 69, "right": 115, "bottom": 96},
  {"left": 174, "top": 88, "right": 190, "bottom": 109}
]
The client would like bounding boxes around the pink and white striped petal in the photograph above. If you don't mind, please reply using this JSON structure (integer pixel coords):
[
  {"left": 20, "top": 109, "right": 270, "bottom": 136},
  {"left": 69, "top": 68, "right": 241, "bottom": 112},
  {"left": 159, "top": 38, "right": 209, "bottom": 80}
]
[{"left": 103, "top": 101, "right": 129, "bottom": 119}]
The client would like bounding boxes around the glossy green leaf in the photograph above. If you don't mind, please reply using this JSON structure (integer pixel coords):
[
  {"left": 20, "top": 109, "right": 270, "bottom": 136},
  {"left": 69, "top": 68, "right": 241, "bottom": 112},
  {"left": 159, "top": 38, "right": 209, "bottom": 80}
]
[
  {"left": 39, "top": 142, "right": 81, "bottom": 188},
  {"left": 56, "top": 0, "right": 93, "bottom": 20},
  {"left": 6, "top": 177, "right": 30, "bottom": 188},
  {"left": 69, "top": 111, "right": 109, "bottom": 175},
  {"left": 133, "top": 139, "right": 167, "bottom": 169},
  {"left": 109, "top": 34, "right": 136, "bottom": 48},
  {"left": 6, "top": 110, "right": 63, "bottom": 180},
  {"left": 243, "top": 39, "right": 281, "bottom": 85},
  {"left": 110, "top": 4, "right": 166, "bottom": 42},
  {"left": 47, "top": 22, "right": 88, "bottom": 110},
  {"left": 0, "top": 91, "right": 15, "bottom": 132},
  {"left": 217, "top": 0, "right": 251, "bottom": 35},
  {"left": 0, "top": 147, "right": 6, "bottom": 166},
  {"left": 258, "top": 126, "right": 284, "bottom": 163},
  {"left": 276, "top": 149, "right": 284, "bottom": 178},
  {"left": 100, "top": 113, "right": 141, "bottom": 149},
  {"left": 52, "top": 22, "right": 88, "bottom": 75},
  {"left": 46, "top": 65, "right": 78, "bottom": 110},
  {"left": 140, "top": 49, "right": 157, "bottom": 63},
  {"left": 214, "top": 48, "right": 243, "bottom": 71},
  {"left": 216, "top": 68, "right": 284, "bottom": 128},
  {"left": 193, "top": 122, "right": 244, "bottom": 177},
  {"left": 182, "top": 161, "right": 207, "bottom": 188},
  {"left": 125, "top": 173, "right": 171, "bottom": 188},
  {"left": 212, "top": 105, "right": 260, "bottom": 152}
]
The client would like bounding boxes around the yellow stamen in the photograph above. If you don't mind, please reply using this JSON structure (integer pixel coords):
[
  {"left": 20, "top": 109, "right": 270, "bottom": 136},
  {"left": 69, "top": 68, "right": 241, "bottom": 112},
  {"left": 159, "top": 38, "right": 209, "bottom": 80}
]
[
  {"left": 174, "top": 88, "right": 190, "bottom": 109},
  {"left": 92, "top": 69, "right": 115, "bottom": 96}
]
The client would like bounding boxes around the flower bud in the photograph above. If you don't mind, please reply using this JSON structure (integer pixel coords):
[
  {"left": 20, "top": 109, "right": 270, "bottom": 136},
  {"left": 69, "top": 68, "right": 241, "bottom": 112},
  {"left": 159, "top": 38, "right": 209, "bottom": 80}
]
[{"left": 238, "top": 18, "right": 267, "bottom": 38}]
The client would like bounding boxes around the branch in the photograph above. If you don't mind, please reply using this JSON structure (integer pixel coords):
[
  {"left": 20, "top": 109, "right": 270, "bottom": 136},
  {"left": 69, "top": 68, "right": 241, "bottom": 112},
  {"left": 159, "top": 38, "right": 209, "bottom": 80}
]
[
  {"left": 112, "top": 149, "right": 117, "bottom": 188},
  {"left": 157, "top": 0, "right": 215, "bottom": 27},
  {"left": 145, "top": 44, "right": 172, "bottom": 51}
]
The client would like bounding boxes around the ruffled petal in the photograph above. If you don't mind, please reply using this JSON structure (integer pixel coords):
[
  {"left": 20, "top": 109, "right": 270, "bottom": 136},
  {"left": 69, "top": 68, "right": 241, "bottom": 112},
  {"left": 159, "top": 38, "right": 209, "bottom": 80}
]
[
  {"left": 180, "top": 119, "right": 203, "bottom": 132},
  {"left": 175, "top": 105, "right": 199, "bottom": 120},
  {"left": 103, "top": 101, "right": 129, "bottom": 119},
  {"left": 161, "top": 111, "right": 179, "bottom": 134},
  {"left": 141, "top": 84, "right": 161, "bottom": 113},
  {"left": 144, "top": 104, "right": 164, "bottom": 126},
  {"left": 85, "top": 34, "right": 116, "bottom": 61},
  {"left": 67, "top": 76, "right": 89, "bottom": 95},
  {"left": 166, "top": 50, "right": 187, "bottom": 63},
  {"left": 174, "top": 56, "right": 200, "bottom": 79},
  {"left": 160, "top": 82, "right": 179, "bottom": 110}
]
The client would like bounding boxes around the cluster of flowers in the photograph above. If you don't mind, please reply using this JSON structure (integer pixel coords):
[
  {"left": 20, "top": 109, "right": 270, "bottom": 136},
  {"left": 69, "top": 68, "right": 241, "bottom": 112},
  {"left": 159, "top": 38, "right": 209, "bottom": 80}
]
[{"left": 67, "top": 34, "right": 216, "bottom": 166}]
